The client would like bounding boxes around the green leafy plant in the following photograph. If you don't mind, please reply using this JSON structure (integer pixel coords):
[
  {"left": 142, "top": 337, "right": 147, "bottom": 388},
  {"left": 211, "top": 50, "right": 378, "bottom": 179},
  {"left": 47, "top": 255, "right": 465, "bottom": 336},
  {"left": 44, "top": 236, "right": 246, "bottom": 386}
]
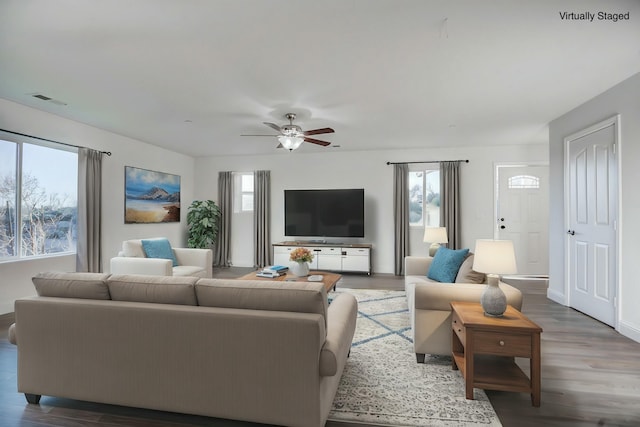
[{"left": 186, "top": 200, "right": 221, "bottom": 249}]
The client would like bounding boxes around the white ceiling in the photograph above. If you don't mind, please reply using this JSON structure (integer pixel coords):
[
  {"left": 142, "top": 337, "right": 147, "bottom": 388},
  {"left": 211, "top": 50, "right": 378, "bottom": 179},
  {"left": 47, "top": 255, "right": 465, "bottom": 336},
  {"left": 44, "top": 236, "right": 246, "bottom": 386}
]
[{"left": 1, "top": 0, "right": 639, "bottom": 157}]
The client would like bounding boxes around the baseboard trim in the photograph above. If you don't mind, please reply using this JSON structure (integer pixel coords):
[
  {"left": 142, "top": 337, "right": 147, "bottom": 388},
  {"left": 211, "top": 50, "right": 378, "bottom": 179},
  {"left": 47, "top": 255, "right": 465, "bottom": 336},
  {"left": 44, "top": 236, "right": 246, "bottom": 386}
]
[
  {"left": 618, "top": 320, "right": 640, "bottom": 344},
  {"left": 547, "top": 288, "right": 567, "bottom": 306}
]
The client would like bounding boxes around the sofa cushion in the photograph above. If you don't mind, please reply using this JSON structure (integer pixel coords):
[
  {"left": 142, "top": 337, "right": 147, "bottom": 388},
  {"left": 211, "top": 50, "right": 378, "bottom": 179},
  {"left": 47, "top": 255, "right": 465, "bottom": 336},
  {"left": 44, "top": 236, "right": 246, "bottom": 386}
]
[
  {"left": 122, "top": 239, "right": 146, "bottom": 257},
  {"left": 107, "top": 274, "right": 198, "bottom": 305},
  {"left": 455, "top": 254, "right": 486, "bottom": 284},
  {"left": 195, "top": 279, "right": 328, "bottom": 329},
  {"left": 32, "top": 272, "right": 111, "bottom": 300},
  {"left": 141, "top": 238, "right": 178, "bottom": 267},
  {"left": 427, "top": 247, "right": 470, "bottom": 283},
  {"left": 172, "top": 265, "right": 208, "bottom": 277}
]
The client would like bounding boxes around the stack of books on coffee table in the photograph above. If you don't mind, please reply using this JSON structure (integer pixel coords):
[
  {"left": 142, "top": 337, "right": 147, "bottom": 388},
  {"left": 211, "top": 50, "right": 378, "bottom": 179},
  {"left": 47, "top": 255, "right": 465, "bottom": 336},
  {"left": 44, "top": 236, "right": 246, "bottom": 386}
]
[{"left": 255, "top": 265, "right": 289, "bottom": 278}]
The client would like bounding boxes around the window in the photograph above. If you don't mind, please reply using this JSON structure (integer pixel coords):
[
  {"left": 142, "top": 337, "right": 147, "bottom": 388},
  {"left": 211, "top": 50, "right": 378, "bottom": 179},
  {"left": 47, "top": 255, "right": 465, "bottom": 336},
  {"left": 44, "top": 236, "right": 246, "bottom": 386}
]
[
  {"left": 508, "top": 175, "right": 540, "bottom": 189},
  {"left": 233, "top": 172, "right": 254, "bottom": 212},
  {"left": 0, "top": 140, "right": 17, "bottom": 257},
  {"left": 0, "top": 134, "right": 78, "bottom": 260},
  {"left": 409, "top": 168, "right": 440, "bottom": 227}
]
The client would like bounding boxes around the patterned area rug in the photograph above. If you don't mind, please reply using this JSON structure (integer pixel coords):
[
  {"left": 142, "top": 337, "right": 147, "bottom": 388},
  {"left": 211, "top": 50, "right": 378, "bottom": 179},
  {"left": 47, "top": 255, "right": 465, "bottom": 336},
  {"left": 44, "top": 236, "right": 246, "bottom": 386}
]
[{"left": 328, "top": 289, "right": 502, "bottom": 426}]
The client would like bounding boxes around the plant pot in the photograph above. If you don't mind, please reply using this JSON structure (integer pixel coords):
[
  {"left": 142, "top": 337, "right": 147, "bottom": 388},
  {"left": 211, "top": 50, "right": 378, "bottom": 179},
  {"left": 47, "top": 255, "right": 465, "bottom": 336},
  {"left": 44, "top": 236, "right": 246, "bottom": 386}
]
[{"left": 290, "top": 261, "right": 310, "bottom": 277}]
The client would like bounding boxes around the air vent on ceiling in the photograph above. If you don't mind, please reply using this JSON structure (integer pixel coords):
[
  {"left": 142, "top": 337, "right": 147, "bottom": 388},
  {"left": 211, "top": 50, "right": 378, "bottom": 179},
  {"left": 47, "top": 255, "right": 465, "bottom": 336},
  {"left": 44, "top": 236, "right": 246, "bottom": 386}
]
[{"left": 31, "top": 93, "right": 67, "bottom": 106}]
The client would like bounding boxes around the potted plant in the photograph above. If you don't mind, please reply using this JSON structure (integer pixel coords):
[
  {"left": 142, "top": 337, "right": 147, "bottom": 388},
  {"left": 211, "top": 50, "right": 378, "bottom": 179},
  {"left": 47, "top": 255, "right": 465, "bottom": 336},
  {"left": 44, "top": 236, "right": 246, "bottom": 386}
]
[
  {"left": 186, "top": 200, "right": 221, "bottom": 249},
  {"left": 289, "top": 247, "right": 314, "bottom": 277}
]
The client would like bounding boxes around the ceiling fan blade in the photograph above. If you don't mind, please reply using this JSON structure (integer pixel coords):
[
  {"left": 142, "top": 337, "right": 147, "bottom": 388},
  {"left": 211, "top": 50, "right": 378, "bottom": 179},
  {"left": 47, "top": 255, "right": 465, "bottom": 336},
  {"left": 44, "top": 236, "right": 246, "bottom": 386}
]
[
  {"left": 304, "top": 137, "right": 331, "bottom": 147},
  {"left": 263, "top": 122, "right": 283, "bottom": 133},
  {"left": 276, "top": 143, "right": 284, "bottom": 148},
  {"left": 304, "top": 127, "right": 335, "bottom": 136}
]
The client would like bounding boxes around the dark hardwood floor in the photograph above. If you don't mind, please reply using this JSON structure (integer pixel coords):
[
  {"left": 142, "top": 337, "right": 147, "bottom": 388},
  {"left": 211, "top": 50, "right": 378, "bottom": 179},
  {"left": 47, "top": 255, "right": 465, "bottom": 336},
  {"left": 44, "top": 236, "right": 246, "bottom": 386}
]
[{"left": 1, "top": 269, "right": 639, "bottom": 426}]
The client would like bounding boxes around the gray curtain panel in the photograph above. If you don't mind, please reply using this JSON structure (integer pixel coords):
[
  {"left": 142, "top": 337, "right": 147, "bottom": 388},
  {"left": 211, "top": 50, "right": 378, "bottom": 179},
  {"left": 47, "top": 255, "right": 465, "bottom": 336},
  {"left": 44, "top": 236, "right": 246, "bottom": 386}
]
[
  {"left": 393, "top": 163, "right": 409, "bottom": 275},
  {"left": 215, "top": 171, "right": 233, "bottom": 267},
  {"left": 76, "top": 148, "right": 103, "bottom": 273},
  {"left": 253, "top": 170, "right": 271, "bottom": 268},
  {"left": 440, "top": 161, "right": 461, "bottom": 249}
]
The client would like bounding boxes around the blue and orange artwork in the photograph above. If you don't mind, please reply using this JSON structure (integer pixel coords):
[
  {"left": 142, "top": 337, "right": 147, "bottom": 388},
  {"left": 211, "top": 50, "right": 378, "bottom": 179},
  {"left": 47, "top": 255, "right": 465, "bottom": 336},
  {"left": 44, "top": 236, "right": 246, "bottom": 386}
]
[{"left": 125, "top": 166, "right": 180, "bottom": 223}]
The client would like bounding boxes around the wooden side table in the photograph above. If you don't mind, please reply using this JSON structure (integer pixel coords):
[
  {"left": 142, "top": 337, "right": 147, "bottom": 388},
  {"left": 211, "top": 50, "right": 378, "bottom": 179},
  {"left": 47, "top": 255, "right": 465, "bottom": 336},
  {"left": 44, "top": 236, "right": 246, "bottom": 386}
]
[{"left": 450, "top": 301, "right": 543, "bottom": 406}]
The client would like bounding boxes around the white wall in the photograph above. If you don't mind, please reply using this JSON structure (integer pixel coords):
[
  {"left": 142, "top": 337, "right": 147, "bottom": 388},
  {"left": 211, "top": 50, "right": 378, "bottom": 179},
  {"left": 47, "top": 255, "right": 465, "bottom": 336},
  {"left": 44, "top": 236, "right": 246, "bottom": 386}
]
[
  {"left": 0, "top": 96, "right": 551, "bottom": 315},
  {"left": 195, "top": 143, "right": 547, "bottom": 274},
  {"left": 0, "top": 99, "right": 196, "bottom": 314},
  {"left": 548, "top": 72, "right": 640, "bottom": 343}
]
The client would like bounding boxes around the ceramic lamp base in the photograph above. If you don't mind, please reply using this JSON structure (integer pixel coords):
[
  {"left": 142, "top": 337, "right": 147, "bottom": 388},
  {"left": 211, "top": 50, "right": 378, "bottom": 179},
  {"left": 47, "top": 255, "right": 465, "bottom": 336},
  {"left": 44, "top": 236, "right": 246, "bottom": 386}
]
[
  {"left": 428, "top": 243, "right": 441, "bottom": 257},
  {"left": 481, "top": 274, "right": 507, "bottom": 317}
]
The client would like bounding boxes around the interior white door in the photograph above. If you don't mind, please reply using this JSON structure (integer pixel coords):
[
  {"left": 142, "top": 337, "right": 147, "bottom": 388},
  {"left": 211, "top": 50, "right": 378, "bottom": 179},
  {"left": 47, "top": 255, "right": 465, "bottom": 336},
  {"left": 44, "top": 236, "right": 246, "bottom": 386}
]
[
  {"left": 496, "top": 165, "right": 549, "bottom": 276},
  {"left": 566, "top": 119, "right": 618, "bottom": 327}
]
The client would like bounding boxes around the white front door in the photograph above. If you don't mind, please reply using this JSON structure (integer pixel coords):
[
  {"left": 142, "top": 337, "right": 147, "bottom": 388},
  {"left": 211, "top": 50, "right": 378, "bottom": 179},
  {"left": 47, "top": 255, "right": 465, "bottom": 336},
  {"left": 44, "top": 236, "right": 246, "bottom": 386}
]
[
  {"left": 496, "top": 164, "right": 549, "bottom": 276},
  {"left": 566, "top": 117, "right": 618, "bottom": 327}
]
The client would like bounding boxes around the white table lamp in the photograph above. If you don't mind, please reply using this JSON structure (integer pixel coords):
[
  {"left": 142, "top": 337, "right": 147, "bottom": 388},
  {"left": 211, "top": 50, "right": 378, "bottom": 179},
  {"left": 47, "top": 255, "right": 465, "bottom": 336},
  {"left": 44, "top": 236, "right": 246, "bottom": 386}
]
[
  {"left": 472, "top": 239, "right": 517, "bottom": 317},
  {"left": 423, "top": 227, "right": 448, "bottom": 256}
]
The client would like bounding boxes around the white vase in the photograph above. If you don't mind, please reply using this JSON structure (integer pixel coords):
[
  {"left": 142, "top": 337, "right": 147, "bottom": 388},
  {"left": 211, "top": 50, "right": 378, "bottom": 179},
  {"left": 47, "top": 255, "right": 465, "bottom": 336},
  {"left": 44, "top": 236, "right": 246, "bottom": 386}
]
[{"left": 290, "top": 261, "right": 310, "bottom": 277}]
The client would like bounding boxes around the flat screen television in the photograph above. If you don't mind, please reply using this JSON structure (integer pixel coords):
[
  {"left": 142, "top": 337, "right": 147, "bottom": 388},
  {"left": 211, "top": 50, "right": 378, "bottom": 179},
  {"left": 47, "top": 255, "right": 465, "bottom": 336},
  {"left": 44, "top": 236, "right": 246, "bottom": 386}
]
[{"left": 284, "top": 189, "right": 365, "bottom": 238}]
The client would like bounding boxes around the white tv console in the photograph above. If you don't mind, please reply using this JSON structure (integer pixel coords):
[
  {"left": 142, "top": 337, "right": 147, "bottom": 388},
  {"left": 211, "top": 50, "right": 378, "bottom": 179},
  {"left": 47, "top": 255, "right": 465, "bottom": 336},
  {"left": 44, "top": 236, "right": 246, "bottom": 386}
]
[{"left": 272, "top": 241, "right": 372, "bottom": 275}]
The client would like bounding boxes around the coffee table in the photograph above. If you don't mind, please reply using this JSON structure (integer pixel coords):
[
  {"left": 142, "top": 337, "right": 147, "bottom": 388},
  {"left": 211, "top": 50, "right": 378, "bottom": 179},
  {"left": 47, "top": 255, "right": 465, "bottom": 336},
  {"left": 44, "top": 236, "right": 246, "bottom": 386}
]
[{"left": 238, "top": 270, "right": 341, "bottom": 293}]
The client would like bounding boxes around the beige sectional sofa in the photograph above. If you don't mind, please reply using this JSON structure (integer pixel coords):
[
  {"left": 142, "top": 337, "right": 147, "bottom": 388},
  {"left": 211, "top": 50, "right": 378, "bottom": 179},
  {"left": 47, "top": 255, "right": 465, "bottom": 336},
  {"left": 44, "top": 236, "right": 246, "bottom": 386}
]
[
  {"left": 404, "top": 255, "right": 523, "bottom": 362},
  {"left": 9, "top": 272, "right": 357, "bottom": 427}
]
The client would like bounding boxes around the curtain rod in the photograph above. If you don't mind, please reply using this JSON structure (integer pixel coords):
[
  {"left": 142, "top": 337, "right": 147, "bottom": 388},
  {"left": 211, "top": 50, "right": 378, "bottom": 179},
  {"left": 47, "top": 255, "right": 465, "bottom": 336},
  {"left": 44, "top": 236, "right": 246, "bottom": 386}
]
[
  {"left": 386, "top": 159, "right": 469, "bottom": 165},
  {"left": 0, "top": 128, "right": 112, "bottom": 156}
]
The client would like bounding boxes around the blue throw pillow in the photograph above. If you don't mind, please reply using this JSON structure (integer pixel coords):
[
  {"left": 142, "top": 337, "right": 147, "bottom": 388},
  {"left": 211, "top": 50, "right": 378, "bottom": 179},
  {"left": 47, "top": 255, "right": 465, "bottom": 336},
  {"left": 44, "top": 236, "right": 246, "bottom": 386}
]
[
  {"left": 427, "top": 247, "right": 470, "bottom": 283},
  {"left": 141, "top": 238, "right": 178, "bottom": 267}
]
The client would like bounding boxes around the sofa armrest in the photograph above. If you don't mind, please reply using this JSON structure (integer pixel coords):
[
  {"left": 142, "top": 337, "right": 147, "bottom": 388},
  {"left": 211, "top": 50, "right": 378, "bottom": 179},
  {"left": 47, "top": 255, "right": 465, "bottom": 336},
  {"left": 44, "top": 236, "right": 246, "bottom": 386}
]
[
  {"left": 173, "top": 248, "right": 213, "bottom": 277},
  {"left": 319, "top": 293, "right": 358, "bottom": 377},
  {"left": 110, "top": 257, "right": 173, "bottom": 276},
  {"left": 8, "top": 323, "right": 16, "bottom": 345},
  {"left": 414, "top": 281, "right": 523, "bottom": 312},
  {"left": 405, "top": 256, "right": 433, "bottom": 277}
]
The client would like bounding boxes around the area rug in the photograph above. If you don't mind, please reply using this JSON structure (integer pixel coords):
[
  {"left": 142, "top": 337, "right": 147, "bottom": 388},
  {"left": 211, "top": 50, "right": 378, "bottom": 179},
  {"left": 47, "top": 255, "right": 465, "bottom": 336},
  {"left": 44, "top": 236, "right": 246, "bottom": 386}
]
[{"left": 328, "top": 289, "right": 501, "bottom": 427}]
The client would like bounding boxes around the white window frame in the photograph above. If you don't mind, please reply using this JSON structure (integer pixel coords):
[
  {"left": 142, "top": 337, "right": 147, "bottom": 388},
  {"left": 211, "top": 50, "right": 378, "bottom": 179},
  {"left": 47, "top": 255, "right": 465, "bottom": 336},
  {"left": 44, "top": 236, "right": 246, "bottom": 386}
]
[
  {"left": 0, "top": 131, "right": 78, "bottom": 261},
  {"left": 233, "top": 172, "right": 254, "bottom": 213},
  {"left": 409, "top": 164, "right": 440, "bottom": 228}
]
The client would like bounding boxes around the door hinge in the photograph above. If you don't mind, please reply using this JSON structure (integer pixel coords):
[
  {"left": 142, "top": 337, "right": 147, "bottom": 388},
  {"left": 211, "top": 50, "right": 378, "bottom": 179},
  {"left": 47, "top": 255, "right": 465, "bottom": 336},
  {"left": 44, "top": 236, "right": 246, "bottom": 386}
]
[{"left": 613, "top": 143, "right": 616, "bottom": 155}]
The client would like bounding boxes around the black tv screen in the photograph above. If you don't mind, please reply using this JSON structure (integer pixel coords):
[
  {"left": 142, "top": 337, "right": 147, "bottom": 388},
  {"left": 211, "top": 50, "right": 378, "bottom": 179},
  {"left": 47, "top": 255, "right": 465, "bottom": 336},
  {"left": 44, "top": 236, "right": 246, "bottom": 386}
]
[{"left": 284, "top": 189, "right": 365, "bottom": 238}]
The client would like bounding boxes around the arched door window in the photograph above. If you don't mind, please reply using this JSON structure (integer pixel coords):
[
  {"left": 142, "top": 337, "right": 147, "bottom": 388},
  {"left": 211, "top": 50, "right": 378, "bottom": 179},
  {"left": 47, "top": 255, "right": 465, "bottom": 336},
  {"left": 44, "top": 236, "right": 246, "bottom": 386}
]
[{"left": 508, "top": 175, "right": 540, "bottom": 189}]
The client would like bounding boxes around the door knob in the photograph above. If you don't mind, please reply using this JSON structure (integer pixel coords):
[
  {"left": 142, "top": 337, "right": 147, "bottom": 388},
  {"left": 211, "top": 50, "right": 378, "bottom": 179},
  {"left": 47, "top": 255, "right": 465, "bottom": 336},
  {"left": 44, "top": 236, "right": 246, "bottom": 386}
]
[{"left": 567, "top": 230, "right": 575, "bottom": 235}]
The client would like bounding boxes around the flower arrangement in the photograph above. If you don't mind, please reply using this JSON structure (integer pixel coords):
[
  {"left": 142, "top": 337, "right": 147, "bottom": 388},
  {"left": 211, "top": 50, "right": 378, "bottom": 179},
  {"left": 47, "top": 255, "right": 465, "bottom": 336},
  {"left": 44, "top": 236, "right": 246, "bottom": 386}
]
[{"left": 290, "top": 247, "right": 314, "bottom": 263}]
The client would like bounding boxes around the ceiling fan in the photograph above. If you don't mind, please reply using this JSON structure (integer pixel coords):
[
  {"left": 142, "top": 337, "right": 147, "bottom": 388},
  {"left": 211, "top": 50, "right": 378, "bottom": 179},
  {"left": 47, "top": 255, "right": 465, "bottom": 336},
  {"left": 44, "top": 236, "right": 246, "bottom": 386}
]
[{"left": 241, "top": 113, "right": 334, "bottom": 150}]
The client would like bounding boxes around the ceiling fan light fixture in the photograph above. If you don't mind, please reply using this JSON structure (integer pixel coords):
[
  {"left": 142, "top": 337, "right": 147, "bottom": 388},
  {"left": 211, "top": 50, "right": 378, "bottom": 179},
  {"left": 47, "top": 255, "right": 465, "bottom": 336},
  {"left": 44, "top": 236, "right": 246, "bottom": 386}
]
[{"left": 278, "top": 135, "right": 304, "bottom": 151}]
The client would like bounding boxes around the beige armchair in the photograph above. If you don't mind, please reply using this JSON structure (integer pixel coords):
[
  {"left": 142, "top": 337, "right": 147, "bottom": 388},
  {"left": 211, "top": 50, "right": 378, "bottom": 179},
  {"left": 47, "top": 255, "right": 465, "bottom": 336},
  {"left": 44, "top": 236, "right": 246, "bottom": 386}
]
[
  {"left": 404, "top": 256, "right": 523, "bottom": 362},
  {"left": 110, "top": 238, "right": 213, "bottom": 278}
]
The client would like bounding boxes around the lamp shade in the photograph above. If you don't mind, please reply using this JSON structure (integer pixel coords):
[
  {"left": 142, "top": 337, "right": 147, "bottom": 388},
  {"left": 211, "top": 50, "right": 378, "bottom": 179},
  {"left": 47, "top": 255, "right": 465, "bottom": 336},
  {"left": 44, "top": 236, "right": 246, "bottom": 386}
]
[
  {"left": 278, "top": 135, "right": 304, "bottom": 150},
  {"left": 472, "top": 239, "right": 517, "bottom": 274},
  {"left": 423, "top": 227, "right": 448, "bottom": 244}
]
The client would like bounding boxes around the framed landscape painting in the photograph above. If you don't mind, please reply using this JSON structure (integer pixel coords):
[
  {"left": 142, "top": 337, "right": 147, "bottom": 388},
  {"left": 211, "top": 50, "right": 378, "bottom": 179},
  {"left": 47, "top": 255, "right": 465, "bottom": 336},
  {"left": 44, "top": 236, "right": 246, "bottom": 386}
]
[{"left": 125, "top": 166, "right": 181, "bottom": 223}]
